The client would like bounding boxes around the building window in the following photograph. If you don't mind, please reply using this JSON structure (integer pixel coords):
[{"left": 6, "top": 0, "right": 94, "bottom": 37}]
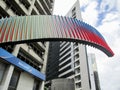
[
  {"left": 1, "top": 45, "right": 15, "bottom": 53},
  {"left": 19, "top": 0, "right": 30, "bottom": 10},
  {"left": 72, "top": 7, "right": 76, "bottom": 19},
  {"left": 75, "top": 68, "right": 80, "bottom": 74},
  {"left": 0, "top": 62, "right": 6, "bottom": 84},
  {"left": 59, "top": 65, "right": 71, "bottom": 74},
  {"left": 74, "top": 48, "right": 79, "bottom": 54},
  {"left": 33, "top": 79, "right": 40, "bottom": 90},
  {"left": 17, "top": 48, "right": 42, "bottom": 71},
  {"left": 76, "top": 82, "right": 81, "bottom": 88},
  {"left": 59, "top": 59, "right": 71, "bottom": 68},
  {"left": 8, "top": 69, "right": 20, "bottom": 90},
  {"left": 74, "top": 53, "right": 79, "bottom": 60},
  {"left": 74, "top": 60, "right": 80, "bottom": 67},
  {"left": 60, "top": 53, "right": 71, "bottom": 62},
  {"left": 60, "top": 48, "right": 71, "bottom": 57},
  {"left": 27, "top": 43, "right": 45, "bottom": 60},
  {"left": 75, "top": 75, "right": 81, "bottom": 81},
  {"left": 41, "top": 41, "right": 46, "bottom": 46},
  {"left": 31, "top": 9, "right": 37, "bottom": 15}
]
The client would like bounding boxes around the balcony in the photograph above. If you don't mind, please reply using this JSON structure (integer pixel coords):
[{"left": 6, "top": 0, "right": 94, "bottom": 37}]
[{"left": 39, "top": 0, "right": 51, "bottom": 15}]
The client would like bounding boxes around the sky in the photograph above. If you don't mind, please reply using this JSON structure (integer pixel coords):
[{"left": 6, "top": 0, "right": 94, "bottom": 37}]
[{"left": 53, "top": 0, "right": 120, "bottom": 90}]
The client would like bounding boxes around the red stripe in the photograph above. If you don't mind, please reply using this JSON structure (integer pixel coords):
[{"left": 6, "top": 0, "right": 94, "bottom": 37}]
[
  {"left": 77, "top": 25, "right": 85, "bottom": 40},
  {"left": 54, "top": 16, "right": 60, "bottom": 37},
  {"left": 20, "top": 29, "right": 23, "bottom": 40},
  {"left": 0, "top": 21, "right": 8, "bottom": 42},
  {"left": 30, "top": 26, "right": 32, "bottom": 39},
  {"left": 68, "top": 18, "right": 76, "bottom": 38},
  {"left": 65, "top": 17, "right": 72, "bottom": 38},
  {"left": 83, "top": 28, "right": 97, "bottom": 43},
  {"left": 0, "top": 20, "right": 5, "bottom": 34},
  {"left": 57, "top": 16, "right": 64, "bottom": 38},
  {"left": 15, "top": 19, "right": 20, "bottom": 41},
  {"left": 5, "top": 20, "right": 13, "bottom": 41},
  {"left": 20, "top": 19, "right": 25, "bottom": 40},
  {"left": 25, "top": 19, "right": 28, "bottom": 39},
  {"left": 10, "top": 19, "right": 16, "bottom": 41},
  {"left": 73, "top": 20, "right": 83, "bottom": 39},
  {"left": 61, "top": 17, "right": 67, "bottom": 38}
]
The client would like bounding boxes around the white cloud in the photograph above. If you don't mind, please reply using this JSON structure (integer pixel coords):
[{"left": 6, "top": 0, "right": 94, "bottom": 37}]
[
  {"left": 79, "top": 0, "right": 89, "bottom": 7},
  {"left": 98, "top": 56, "right": 120, "bottom": 90},
  {"left": 82, "top": 0, "right": 120, "bottom": 90},
  {"left": 117, "top": 0, "right": 120, "bottom": 12},
  {"left": 81, "top": 1, "right": 99, "bottom": 26},
  {"left": 98, "top": 18, "right": 120, "bottom": 36},
  {"left": 100, "top": 0, "right": 116, "bottom": 13},
  {"left": 102, "top": 12, "right": 120, "bottom": 23},
  {"left": 97, "top": 12, "right": 120, "bottom": 46},
  {"left": 98, "top": 10, "right": 119, "bottom": 90},
  {"left": 80, "top": 0, "right": 98, "bottom": 7},
  {"left": 53, "top": 0, "right": 77, "bottom": 16}
]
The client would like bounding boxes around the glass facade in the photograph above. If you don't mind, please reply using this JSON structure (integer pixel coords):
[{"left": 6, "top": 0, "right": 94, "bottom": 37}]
[
  {"left": 0, "top": 62, "right": 6, "bottom": 83},
  {"left": 8, "top": 69, "right": 20, "bottom": 90}
]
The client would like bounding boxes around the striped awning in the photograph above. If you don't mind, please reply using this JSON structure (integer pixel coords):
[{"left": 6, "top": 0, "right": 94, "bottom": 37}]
[{"left": 0, "top": 15, "right": 114, "bottom": 57}]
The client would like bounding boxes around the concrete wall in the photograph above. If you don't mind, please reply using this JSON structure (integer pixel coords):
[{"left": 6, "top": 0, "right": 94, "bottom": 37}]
[
  {"left": 51, "top": 79, "right": 75, "bottom": 90},
  {"left": 79, "top": 45, "right": 90, "bottom": 90},
  {"left": 17, "top": 72, "right": 34, "bottom": 90},
  {"left": 0, "top": 64, "right": 14, "bottom": 90},
  {"left": 66, "top": 0, "right": 82, "bottom": 20}
]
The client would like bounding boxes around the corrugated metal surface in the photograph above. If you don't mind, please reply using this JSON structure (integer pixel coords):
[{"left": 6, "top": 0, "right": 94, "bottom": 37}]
[{"left": 0, "top": 15, "right": 114, "bottom": 57}]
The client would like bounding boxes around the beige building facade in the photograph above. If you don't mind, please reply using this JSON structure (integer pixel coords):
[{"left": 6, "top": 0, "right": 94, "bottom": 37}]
[{"left": 0, "top": 0, "right": 54, "bottom": 90}]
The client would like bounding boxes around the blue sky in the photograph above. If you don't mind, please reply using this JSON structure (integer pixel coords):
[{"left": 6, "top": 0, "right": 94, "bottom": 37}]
[{"left": 54, "top": 0, "right": 120, "bottom": 90}]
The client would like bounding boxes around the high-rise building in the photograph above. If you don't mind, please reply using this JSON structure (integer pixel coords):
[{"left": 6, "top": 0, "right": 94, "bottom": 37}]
[
  {"left": 46, "top": 0, "right": 100, "bottom": 90},
  {"left": 59, "top": 1, "right": 91, "bottom": 90},
  {"left": 0, "top": 0, "right": 54, "bottom": 90},
  {"left": 88, "top": 53, "right": 101, "bottom": 90},
  {"left": 0, "top": 0, "right": 54, "bottom": 17},
  {"left": 58, "top": 42, "right": 90, "bottom": 90},
  {"left": 46, "top": 42, "right": 60, "bottom": 81}
]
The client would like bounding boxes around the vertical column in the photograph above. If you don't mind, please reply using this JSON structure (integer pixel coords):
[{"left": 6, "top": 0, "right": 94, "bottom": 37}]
[
  {"left": 87, "top": 54, "right": 96, "bottom": 90},
  {"left": 41, "top": 42, "right": 49, "bottom": 74},
  {"left": 79, "top": 45, "right": 90, "bottom": 90},
  {"left": 40, "top": 42, "right": 49, "bottom": 90},
  {"left": 28, "top": 0, "right": 36, "bottom": 15},
  {"left": 1, "top": 45, "right": 20, "bottom": 90},
  {"left": 71, "top": 42, "right": 75, "bottom": 71},
  {"left": 16, "top": 72, "right": 34, "bottom": 90},
  {"left": 39, "top": 81, "right": 45, "bottom": 90},
  {"left": 0, "top": 65, "right": 14, "bottom": 90}
]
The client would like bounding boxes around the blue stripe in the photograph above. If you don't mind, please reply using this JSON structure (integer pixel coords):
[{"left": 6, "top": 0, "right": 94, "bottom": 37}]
[
  {"left": 0, "top": 48, "right": 45, "bottom": 81},
  {"left": 76, "top": 19, "right": 105, "bottom": 41}
]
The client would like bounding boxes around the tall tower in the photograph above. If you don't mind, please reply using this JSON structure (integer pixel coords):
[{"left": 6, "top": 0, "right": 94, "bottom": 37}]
[
  {"left": 46, "top": 1, "right": 93, "bottom": 90},
  {"left": 88, "top": 53, "right": 101, "bottom": 90},
  {"left": 59, "top": 1, "right": 91, "bottom": 90},
  {"left": 0, "top": 0, "right": 54, "bottom": 90}
]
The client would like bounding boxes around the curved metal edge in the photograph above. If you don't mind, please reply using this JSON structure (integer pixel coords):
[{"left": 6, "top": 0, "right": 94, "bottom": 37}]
[{"left": 0, "top": 38, "right": 114, "bottom": 57}]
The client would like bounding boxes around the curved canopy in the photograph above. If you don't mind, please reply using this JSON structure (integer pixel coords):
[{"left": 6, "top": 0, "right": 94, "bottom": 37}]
[{"left": 0, "top": 15, "right": 114, "bottom": 57}]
